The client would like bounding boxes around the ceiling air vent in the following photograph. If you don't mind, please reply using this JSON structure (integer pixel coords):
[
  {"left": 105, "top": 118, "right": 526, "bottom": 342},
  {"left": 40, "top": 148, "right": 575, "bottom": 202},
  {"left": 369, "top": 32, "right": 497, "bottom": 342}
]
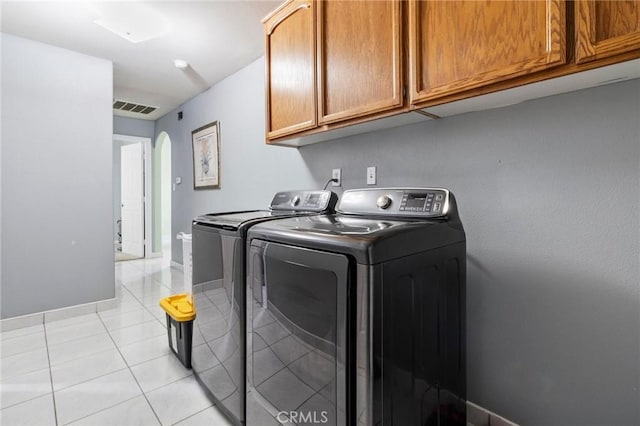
[{"left": 113, "top": 99, "right": 157, "bottom": 115}]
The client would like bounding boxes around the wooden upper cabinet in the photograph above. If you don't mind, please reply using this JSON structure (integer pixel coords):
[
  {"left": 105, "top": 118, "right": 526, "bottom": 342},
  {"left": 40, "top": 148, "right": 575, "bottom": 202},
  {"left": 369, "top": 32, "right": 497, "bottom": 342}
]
[
  {"left": 408, "top": 0, "right": 566, "bottom": 105},
  {"left": 575, "top": 0, "right": 640, "bottom": 63},
  {"left": 265, "top": 0, "right": 316, "bottom": 140},
  {"left": 317, "top": 0, "right": 403, "bottom": 124}
]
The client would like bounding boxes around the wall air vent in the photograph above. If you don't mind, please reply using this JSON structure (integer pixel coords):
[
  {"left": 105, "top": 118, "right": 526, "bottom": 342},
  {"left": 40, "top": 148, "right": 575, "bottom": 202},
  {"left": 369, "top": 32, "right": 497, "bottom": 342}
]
[{"left": 113, "top": 99, "right": 157, "bottom": 115}]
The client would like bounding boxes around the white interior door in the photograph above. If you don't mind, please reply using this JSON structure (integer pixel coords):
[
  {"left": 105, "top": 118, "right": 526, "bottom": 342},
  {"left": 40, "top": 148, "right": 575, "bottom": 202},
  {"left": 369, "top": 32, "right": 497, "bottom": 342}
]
[{"left": 121, "top": 142, "right": 144, "bottom": 257}]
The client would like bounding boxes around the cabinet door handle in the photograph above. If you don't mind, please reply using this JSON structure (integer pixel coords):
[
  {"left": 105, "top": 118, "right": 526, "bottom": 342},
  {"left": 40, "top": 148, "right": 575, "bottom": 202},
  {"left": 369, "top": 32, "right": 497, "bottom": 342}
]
[{"left": 267, "top": 2, "right": 311, "bottom": 36}]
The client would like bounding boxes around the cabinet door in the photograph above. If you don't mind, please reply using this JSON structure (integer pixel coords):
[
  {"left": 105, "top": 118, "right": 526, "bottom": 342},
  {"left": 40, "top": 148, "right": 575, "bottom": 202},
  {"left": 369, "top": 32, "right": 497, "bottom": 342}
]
[
  {"left": 265, "top": 0, "right": 316, "bottom": 140},
  {"left": 575, "top": 0, "right": 640, "bottom": 63},
  {"left": 317, "top": 0, "right": 403, "bottom": 124},
  {"left": 408, "top": 0, "right": 566, "bottom": 105}
]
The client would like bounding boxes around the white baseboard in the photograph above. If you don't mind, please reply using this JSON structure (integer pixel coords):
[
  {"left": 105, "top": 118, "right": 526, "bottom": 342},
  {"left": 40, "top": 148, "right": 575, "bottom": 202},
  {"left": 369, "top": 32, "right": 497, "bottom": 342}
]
[
  {"left": 0, "top": 312, "right": 43, "bottom": 332},
  {"left": 147, "top": 252, "right": 164, "bottom": 259},
  {"left": 170, "top": 260, "right": 183, "bottom": 271},
  {"left": 0, "top": 297, "right": 119, "bottom": 332}
]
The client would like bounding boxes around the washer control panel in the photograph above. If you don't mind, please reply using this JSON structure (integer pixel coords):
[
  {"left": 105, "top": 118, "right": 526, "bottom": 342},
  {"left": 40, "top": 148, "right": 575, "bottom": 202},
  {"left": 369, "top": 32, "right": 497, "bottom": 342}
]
[
  {"left": 338, "top": 188, "right": 450, "bottom": 217},
  {"left": 270, "top": 190, "right": 337, "bottom": 212},
  {"left": 399, "top": 190, "right": 446, "bottom": 214}
]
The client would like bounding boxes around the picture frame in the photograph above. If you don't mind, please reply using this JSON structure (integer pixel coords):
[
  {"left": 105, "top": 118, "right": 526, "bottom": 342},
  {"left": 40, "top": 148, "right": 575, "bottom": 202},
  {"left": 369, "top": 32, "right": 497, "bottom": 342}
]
[{"left": 191, "top": 121, "right": 220, "bottom": 189}]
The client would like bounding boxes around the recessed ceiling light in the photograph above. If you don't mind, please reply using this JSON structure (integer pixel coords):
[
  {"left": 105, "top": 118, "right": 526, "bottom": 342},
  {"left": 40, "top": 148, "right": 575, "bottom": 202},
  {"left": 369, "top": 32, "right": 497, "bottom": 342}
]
[{"left": 174, "top": 59, "right": 189, "bottom": 70}]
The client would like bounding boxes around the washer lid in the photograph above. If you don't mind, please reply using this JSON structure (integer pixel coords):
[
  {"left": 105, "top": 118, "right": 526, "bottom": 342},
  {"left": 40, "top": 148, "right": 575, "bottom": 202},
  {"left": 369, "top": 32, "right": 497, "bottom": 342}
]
[
  {"left": 192, "top": 190, "right": 338, "bottom": 231},
  {"left": 284, "top": 215, "right": 400, "bottom": 235},
  {"left": 247, "top": 214, "right": 465, "bottom": 264},
  {"left": 193, "top": 210, "right": 291, "bottom": 230},
  {"left": 193, "top": 209, "right": 329, "bottom": 231}
]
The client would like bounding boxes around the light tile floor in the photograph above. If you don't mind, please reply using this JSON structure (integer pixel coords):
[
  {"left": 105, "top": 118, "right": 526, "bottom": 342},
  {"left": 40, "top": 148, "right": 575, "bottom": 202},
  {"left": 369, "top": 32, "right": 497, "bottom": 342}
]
[{"left": 0, "top": 256, "right": 233, "bottom": 426}]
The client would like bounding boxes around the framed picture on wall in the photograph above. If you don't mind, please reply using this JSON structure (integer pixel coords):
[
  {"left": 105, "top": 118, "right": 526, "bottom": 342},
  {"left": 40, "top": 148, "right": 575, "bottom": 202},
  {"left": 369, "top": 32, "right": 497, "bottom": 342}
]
[{"left": 191, "top": 121, "right": 220, "bottom": 189}]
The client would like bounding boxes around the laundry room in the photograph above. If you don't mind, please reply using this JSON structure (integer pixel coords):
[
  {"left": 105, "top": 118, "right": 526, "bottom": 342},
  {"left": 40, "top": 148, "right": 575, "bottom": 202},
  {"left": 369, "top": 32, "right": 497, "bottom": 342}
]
[{"left": 1, "top": 2, "right": 639, "bottom": 426}]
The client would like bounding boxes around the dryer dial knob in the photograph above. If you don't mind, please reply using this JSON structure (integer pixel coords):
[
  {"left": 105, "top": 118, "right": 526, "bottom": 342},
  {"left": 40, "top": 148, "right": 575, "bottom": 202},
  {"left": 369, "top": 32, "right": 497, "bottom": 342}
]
[
  {"left": 292, "top": 195, "right": 301, "bottom": 206},
  {"left": 377, "top": 195, "right": 392, "bottom": 209}
]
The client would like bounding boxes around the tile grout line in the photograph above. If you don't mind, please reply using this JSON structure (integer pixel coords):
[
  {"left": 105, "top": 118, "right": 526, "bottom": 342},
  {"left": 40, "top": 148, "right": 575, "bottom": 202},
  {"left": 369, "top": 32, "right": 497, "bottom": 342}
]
[
  {"left": 0, "top": 260, "right": 166, "bottom": 419},
  {"left": 42, "top": 321, "right": 60, "bottom": 426},
  {"left": 96, "top": 303, "right": 164, "bottom": 426},
  {"left": 61, "top": 394, "right": 143, "bottom": 426},
  {"left": 4, "top": 259, "right": 185, "bottom": 424},
  {"left": 0, "top": 326, "right": 45, "bottom": 343},
  {"left": 12, "top": 331, "right": 163, "bottom": 411},
  {"left": 125, "top": 258, "right": 177, "bottom": 290},
  {"left": 44, "top": 328, "right": 114, "bottom": 351},
  {"left": 46, "top": 333, "right": 132, "bottom": 391},
  {"left": 119, "top": 282, "right": 169, "bottom": 329},
  {"left": 168, "top": 404, "right": 216, "bottom": 426},
  {"left": 131, "top": 259, "right": 223, "bottom": 425},
  {"left": 45, "top": 353, "right": 195, "bottom": 424},
  {"left": 53, "top": 365, "right": 129, "bottom": 394},
  {"left": 0, "top": 368, "right": 62, "bottom": 411}
]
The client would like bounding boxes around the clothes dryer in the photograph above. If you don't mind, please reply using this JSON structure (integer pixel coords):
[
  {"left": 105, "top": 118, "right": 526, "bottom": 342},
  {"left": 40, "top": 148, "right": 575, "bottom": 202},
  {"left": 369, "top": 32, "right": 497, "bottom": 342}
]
[
  {"left": 246, "top": 188, "right": 466, "bottom": 426},
  {"left": 191, "top": 189, "right": 337, "bottom": 425}
]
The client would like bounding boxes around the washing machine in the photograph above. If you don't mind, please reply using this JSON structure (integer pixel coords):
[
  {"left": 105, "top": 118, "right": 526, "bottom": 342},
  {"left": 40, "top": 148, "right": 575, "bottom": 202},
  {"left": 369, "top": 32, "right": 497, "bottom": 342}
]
[
  {"left": 191, "top": 189, "right": 338, "bottom": 426},
  {"left": 246, "top": 187, "right": 466, "bottom": 426}
]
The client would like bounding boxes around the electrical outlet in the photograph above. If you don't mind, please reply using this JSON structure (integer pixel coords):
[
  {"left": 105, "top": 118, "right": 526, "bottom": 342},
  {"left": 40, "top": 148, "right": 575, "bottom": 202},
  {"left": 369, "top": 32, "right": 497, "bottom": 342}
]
[
  {"left": 332, "top": 168, "right": 341, "bottom": 187},
  {"left": 367, "top": 166, "right": 377, "bottom": 185}
]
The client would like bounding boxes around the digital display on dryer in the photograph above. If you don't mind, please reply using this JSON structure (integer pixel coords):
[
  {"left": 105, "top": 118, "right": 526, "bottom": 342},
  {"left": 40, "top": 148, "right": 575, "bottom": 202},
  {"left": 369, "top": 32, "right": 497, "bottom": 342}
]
[
  {"left": 307, "top": 194, "right": 320, "bottom": 205},
  {"left": 405, "top": 194, "right": 427, "bottom": 208},
  {"left": 400, "top": 192, "right": 438, "bottom": 212},
  {"left": 303, "top": 192, "right": 326, "bottom": 208}
]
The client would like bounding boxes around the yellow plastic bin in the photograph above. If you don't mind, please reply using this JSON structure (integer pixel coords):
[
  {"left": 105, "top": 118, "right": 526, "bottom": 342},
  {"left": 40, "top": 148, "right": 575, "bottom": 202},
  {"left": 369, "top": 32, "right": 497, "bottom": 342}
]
[{"left": 160, "top": 294, "right": 196, "bottom": 368}]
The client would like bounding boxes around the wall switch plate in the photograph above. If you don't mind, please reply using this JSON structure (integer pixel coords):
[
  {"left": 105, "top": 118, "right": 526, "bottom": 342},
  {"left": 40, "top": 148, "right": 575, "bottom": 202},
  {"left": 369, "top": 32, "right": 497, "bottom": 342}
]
[
  {"left": 332, "top": 168, "right": 341, "bottom": 186},
  {"left": 367, "top": 166, "right": 376, "bottom": 185}
]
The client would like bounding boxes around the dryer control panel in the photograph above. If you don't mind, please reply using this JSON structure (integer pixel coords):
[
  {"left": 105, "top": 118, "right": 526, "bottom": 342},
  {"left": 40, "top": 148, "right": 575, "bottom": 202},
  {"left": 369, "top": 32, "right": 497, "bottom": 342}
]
[
  {"left": 338, "top": 188, "right": 451, "bottom": 218},
  {"left": 270, "top": 190, "right": 338, "bottom": 212}
]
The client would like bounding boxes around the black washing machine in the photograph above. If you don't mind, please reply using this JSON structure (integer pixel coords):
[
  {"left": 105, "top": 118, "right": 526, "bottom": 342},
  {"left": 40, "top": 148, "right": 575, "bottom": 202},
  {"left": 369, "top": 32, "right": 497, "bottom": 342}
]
[
  {"left": 191, "top": 189, "right": 338, "bottom": 426},
  {"left": 246, "top": 188, "right": 466, "bottom": 426}
]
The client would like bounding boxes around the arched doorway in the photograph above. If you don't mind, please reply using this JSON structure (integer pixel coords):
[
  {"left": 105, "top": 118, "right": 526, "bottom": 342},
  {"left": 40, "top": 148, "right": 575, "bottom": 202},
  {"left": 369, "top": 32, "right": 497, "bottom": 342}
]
[{"left": 154, "top": 132, "right": 172, "bottom": 258}]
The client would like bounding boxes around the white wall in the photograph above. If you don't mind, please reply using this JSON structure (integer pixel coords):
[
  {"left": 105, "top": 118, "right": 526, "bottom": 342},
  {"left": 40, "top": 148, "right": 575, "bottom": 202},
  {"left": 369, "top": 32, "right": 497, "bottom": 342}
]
[
  {"left": 154, "top": 57, "right": 315, "bottom": 264},
  {"left": 1, "top": 34, "right": 114, "bottom": 318}
]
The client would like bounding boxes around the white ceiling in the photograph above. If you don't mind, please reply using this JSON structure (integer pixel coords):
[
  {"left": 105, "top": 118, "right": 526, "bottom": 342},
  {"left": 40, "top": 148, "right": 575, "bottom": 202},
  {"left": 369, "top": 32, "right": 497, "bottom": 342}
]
[{"left": 0, "top": 1, "right": 281, "bottom": 120}]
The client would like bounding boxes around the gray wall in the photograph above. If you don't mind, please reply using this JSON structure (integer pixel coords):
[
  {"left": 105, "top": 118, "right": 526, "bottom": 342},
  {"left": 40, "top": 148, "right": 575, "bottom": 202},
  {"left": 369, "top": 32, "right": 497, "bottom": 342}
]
[
  {"left": 299, "top": 79, "right": 640, "bottom": 426},
  {"left": 156, "top": 53, "right": 639, "bottom": 424},
  {"left": 114, "top": 116, "right": 155, "bottom": 139},
  {"left": 154, "top": 57, "right": 315, "bottom": 264},
  {"left": 1, "top": 34, "right": 114, "bottom": 318},
  {"left": 113, "top": 116, "right": 156, "bottom": 245}
]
